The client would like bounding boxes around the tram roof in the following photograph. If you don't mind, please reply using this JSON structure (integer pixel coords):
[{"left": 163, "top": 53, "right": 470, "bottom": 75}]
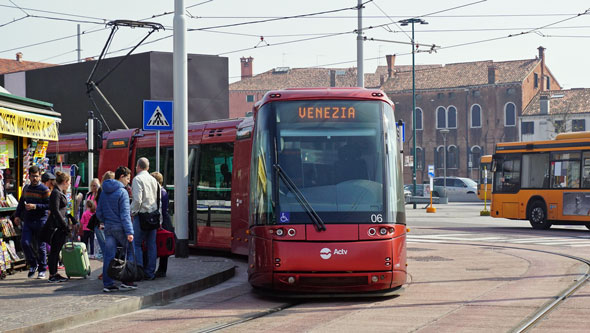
[{"left": 257, "top": 88, "right": 393, "bottom": 107}]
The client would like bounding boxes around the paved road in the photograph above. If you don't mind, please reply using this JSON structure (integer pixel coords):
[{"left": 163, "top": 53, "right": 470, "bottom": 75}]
[{"left": 58, "top": 203, "right": 590, "bottom": 332}]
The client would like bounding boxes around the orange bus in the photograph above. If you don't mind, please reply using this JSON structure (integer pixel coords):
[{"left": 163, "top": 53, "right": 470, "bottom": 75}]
[
  {"left": 491, "top": 132, "right": 590, "bottom": 230},
  {"left": 477, "top": 155, "right": 492, "bottom": 200}
]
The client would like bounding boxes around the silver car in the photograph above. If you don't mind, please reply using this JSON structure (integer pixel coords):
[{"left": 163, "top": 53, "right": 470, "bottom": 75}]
[{"left": 432, "top": 177, "right": 478, "bottom": 202}]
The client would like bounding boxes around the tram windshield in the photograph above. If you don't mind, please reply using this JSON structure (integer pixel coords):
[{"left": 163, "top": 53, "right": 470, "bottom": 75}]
[{"left": 251, "top": 99, "right": 405, "bottom": 225}]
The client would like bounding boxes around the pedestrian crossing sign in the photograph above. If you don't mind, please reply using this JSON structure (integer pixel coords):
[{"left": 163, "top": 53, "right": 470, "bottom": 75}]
[{"left": 143, "top": 100, "right": 173, "bottom": 131}]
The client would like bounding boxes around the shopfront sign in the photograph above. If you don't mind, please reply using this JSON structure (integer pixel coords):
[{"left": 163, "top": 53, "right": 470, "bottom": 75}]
[{"left": 0, "top": 107, "right": 60, "bottom": 141}]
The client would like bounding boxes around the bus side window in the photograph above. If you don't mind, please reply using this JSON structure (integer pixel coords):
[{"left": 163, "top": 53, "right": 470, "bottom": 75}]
[{"left": 582, "top": 153, "right": 590, "bottom": 188}]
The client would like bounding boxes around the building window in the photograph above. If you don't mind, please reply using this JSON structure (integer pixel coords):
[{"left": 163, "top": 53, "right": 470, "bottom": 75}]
[
  {"left": 415, "top": 108, "right": 423, "bottom": 130},
  {"left": 546, "top": 76, "right": 551, "bottom": 90},
  {"left": 436, "top": 106, "right": 446, "bottom": 129},
  {"left": 246, "top": 95, "right": 254, "bottom": 102},
  {"left": 416, "top": 147, "right": 424, "bottom": 170},
  {"left": 447, "top": 145, "right": 458, "bottom": 169},
  {"left": 435, "top": 146, "right": 445, "bottom": 169},
  {"left": 447, "top": 106, "right": 457, "bottom": 128},
  {"left": 534, "top": 73, "right": 539, "bottom": 88},
  {"left": 471, "top": 104, "right": 482, "bottom": 128},
  {"left": 521, "top": 121, "right": 534, "bottom": 134},
  {"left": 572, "top": 119, "right": 585, "bottom": 132},
  {"left": 554, "top": 120, "right": 565, "bottom": 133},
  {"left": 470, "top": 146, "right": 482, "bottom": 169},
  {"left": 505, "top": 102, "right": 516, "bottom": 127}
]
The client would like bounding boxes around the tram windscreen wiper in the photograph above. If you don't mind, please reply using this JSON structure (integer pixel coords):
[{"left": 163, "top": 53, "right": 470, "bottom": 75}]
[{"left": 274, "top": 164, "right": 326, "bottom": 232}]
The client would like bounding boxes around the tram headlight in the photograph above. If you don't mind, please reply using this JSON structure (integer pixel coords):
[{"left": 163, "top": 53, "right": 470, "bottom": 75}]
[
  {"left": 288, "top": 276, "right": 296, "bottom": 284},
  {"left": 379, "top": 227, "right": 388, "bottom": 235},
  {"left": 287, "top": 228, "right": 296, "bottom": 237},
  {"left": 275, "top": 228, "right": 285, "bottom": 236},
  {"left": 368, "top": 228, "right": 376, "bottom": 236},
  {"left": 371, "top": 276, "right": 379, "bottom": 283}
]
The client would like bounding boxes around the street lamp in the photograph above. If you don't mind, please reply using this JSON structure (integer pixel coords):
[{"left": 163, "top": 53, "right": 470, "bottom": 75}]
[
  {"left": 400, "top": 18, "right": 428, "bottom": 209},
  {"left": 440, "top": 128, "right": 449, "bottom": 196}
]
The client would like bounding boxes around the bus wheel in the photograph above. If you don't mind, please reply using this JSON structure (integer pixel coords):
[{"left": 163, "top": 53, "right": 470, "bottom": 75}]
[{"left": 529, "top": 201, "right": 551, "bottom": 230}]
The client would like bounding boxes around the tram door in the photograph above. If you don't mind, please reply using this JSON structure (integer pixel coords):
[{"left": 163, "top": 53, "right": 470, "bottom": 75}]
[{"left": 193, "top": 143, "right": 234, "bottom": 249}]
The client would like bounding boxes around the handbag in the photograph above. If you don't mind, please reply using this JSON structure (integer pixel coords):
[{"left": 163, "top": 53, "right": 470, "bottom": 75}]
[
  {"left": 107, "top": 244, "right": 144, "bottom": 282},
  {"left": 139, "top": 184, "right": 161, "bottom": 231}
]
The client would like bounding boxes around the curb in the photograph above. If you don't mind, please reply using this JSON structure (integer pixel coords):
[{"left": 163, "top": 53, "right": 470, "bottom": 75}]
[{"left": 6, "top": 265, "right": 236, "bottom": 333}]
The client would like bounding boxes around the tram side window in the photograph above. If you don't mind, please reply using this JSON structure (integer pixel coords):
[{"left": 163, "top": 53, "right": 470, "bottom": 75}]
[
  {"left": 550, "top": 152, "right": 581, "bottom": 189},
  {"left": 136, "top": 147, "right": 165, "bottom": 174},
  {"left": 196, "top": 143, "right": 233, "bottom": 227},
  {"left": 64, "top": 151, "right": 89, "bottom": 187},
  {"left": 521, "top": 153, "right": 549, "bottom": 188},
  {"left": 582, "top": 152, "right": 590, "bottom": 188},
  {"left": 495, "top": 154, "right": 521, "bottom": 193}
]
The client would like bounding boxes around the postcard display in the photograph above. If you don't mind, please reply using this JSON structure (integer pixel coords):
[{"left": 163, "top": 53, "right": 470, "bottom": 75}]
[{"left": 0, "top": 137, "right": 50, "bottom": 278}]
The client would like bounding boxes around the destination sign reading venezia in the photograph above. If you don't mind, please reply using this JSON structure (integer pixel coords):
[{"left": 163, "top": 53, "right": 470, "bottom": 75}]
[{"left": 298, "top": 106, "right": 356, "bottom": 120}]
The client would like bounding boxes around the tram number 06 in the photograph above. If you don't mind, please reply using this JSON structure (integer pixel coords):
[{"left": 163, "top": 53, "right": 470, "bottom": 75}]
[{"left": 370, "top": 214, "right": 383, "bottom": 223}]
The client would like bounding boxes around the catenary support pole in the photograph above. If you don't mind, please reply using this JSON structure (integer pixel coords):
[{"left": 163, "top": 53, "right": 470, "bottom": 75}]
[
  {"left": 174, "top": 0, "right": 189, "bottom": 257},
  {"left": 87, "top": 111, "right": 94, "bottom": 186},
  {"left": 356, "top": 0, "right": 364, "bottom": 87},
  {"left": 77, "top": 24, "right": 81, "bottom": 63}
]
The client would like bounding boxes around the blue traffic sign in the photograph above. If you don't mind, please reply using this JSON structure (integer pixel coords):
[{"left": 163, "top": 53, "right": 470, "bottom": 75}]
[{"left": 143, "top": 100, "right": 173, "bottom": 131}]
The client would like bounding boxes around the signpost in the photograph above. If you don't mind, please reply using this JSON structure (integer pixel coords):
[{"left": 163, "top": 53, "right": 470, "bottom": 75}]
[
  {"left": 481, "top": 166, "right": 490, "bottom": 216},
  {"left": 143, "top": 100, "right": 173, "bottom": 172},
  {"left": 426, "top": 164, "right": 436, "bottom": 213}
]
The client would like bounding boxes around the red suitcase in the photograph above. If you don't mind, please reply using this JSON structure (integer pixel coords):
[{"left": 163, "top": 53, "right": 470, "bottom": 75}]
[{"left": 155, "top": 228, "right": 175, "bottom": 257}]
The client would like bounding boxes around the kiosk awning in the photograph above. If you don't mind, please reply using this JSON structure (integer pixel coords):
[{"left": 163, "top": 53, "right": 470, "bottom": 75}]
[{"left": 0, "top": 106, "right": 61, "bottom": 141}]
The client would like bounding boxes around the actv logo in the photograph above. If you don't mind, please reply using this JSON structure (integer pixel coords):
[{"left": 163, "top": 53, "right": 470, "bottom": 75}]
[{"left": 320, "top": 248, "right": 348, "bottom": 260}]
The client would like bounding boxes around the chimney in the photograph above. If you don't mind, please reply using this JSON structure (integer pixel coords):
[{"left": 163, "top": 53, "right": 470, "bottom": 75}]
[
  {"left": 487, "top": 65, "right": 496, "bottom": 84},
  {"left": 240, "top": 57, "right": 253, "bottom": 80},
  {"left": 540, "top": 95, "right": 550, "bottom": 115},
  {"left": 84, "top": 57, "right": 95, "bottom": 62},
  {"left": 16, "top": 52, "right": 23, "bottom": 62},
  {"left": 386, "top": 54, "right": 396, "bottom": 78},
  {"left": 329, "top": 70, "right": 336, "bottom": 87},
  {"left": 538, "top": 46, "right": 546, "bottom": 91}
]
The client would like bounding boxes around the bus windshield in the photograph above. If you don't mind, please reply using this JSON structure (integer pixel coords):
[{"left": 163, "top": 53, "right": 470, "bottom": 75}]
[{"left": 250, "top": 99, "right": 403, "bottom": 225}]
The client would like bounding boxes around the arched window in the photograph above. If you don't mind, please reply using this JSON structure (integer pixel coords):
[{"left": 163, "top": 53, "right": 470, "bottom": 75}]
[
  {"left": 436, "top": 106, "right": 446, "bottom": 129},
  {"left": 416, "top": 147, "right": 424, "bottom": 170},
  {"left": 435, "top": 146, "right": 445, "bottom": 169},
  {"left": 505, "top": 102, "right": 516, "bottom": 127},
  {"left": 471, "top": 146, "right": 482, "bottom": 169},
  {"left": 447, "top": 145, "right": 458, "bottom": 169},
  {"left": 447, "top": 106, "right": 457, "bottom": 128},
  {"left": 415, "top": 108, "right": 423, "bottom": 130},
  {"left": 471, "top": 104, "right": 482, "bottom": 128}
]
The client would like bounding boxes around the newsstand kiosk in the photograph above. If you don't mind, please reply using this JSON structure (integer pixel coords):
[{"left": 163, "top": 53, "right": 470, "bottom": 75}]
[{"left": 0, "top": 91, "right": 61, "bottom": 278}]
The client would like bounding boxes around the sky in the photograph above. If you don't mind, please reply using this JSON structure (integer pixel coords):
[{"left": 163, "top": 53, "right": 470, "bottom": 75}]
[{"left": 1, "top": 0, "right": 590, "bottom": 89}]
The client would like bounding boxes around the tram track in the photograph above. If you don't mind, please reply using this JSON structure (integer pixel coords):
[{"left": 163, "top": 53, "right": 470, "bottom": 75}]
[
  {"left": 409, "top": 240, "right": 590, "bottom": 333},
  {"left": 195, "top": 241, "right": 589, "bottom": 332}
]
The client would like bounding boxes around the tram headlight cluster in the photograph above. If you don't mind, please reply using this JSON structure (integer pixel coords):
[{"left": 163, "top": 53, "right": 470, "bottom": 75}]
[
  {"left": 272, "top": 228, "right": 297, "bottom": 237},
  {"left": 368, "top": 227, "right": 394, "bottom": 237}
]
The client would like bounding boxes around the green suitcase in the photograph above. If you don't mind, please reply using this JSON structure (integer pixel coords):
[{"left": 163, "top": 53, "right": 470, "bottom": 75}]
[{"left": 60, "top": 242, "right": 91, "bottom": 279}]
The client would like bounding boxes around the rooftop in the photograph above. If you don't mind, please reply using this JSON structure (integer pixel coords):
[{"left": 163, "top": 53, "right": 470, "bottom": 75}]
[
  {"left": 523, "top": 88, "right": 590, "bottom": 115},
  {"left": 0, "top": 57, "right": 55, "bottom": 75}
]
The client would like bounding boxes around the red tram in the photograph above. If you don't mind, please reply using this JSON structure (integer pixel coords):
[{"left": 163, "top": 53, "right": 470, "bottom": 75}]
[
  {"left": 47, "top": 118, "right": 253, "bottom": 255},
  {"left": 47, "top": 87, "right": 407, "bottom": 294},
  {"left": 247, "top": 88, "right": 407, "bottom": 294}
]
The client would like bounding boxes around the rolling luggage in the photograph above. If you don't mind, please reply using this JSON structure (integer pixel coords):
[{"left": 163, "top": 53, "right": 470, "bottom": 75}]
[{"left": 61, "top": 242, "right": 92, "bottom": 279}]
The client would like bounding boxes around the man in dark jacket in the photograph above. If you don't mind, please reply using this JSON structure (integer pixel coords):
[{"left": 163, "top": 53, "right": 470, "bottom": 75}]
[
  {"left": 14, "top": 166, "right": 51, "bottom": 279},
  {"left": 96, "top": 166, "right": 136, "bottom": 292}
]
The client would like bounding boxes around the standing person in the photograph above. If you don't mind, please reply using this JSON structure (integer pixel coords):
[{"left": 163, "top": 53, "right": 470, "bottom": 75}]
[
  {"left": 14, "top": 165, "right": 51, "bottom": 279},
  {"left": 131, "top": 157, "right": 159, "bottom": 280},
  {"left": 42, "top": 172, "right": 56, "bottom": 190},
  {"left": 47, "top": 171, "right": 72, "bottom": 283},
  {"left": 151, "top": 172, "right": 173, "bottom": 278},
  {"left": 80, "top": 200, "right": 96, "bottom": 257},
  {"left": 96, "top": 166, "right": 137, "bottom": 292}
]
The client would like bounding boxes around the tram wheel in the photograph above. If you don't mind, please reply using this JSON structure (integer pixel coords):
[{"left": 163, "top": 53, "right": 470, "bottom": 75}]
[{"left": 529, "top": 200, "right": 551, "bottom": 230}]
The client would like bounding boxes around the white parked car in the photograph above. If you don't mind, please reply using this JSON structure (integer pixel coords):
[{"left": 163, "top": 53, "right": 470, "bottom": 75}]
[{"left": 431, "top": 177, "right": 479, "bottom": 202}]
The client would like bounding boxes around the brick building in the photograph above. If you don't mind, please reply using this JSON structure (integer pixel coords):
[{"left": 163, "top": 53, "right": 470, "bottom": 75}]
[{"left": 383, "top": 46, "right": 560, "bottom": 183}]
